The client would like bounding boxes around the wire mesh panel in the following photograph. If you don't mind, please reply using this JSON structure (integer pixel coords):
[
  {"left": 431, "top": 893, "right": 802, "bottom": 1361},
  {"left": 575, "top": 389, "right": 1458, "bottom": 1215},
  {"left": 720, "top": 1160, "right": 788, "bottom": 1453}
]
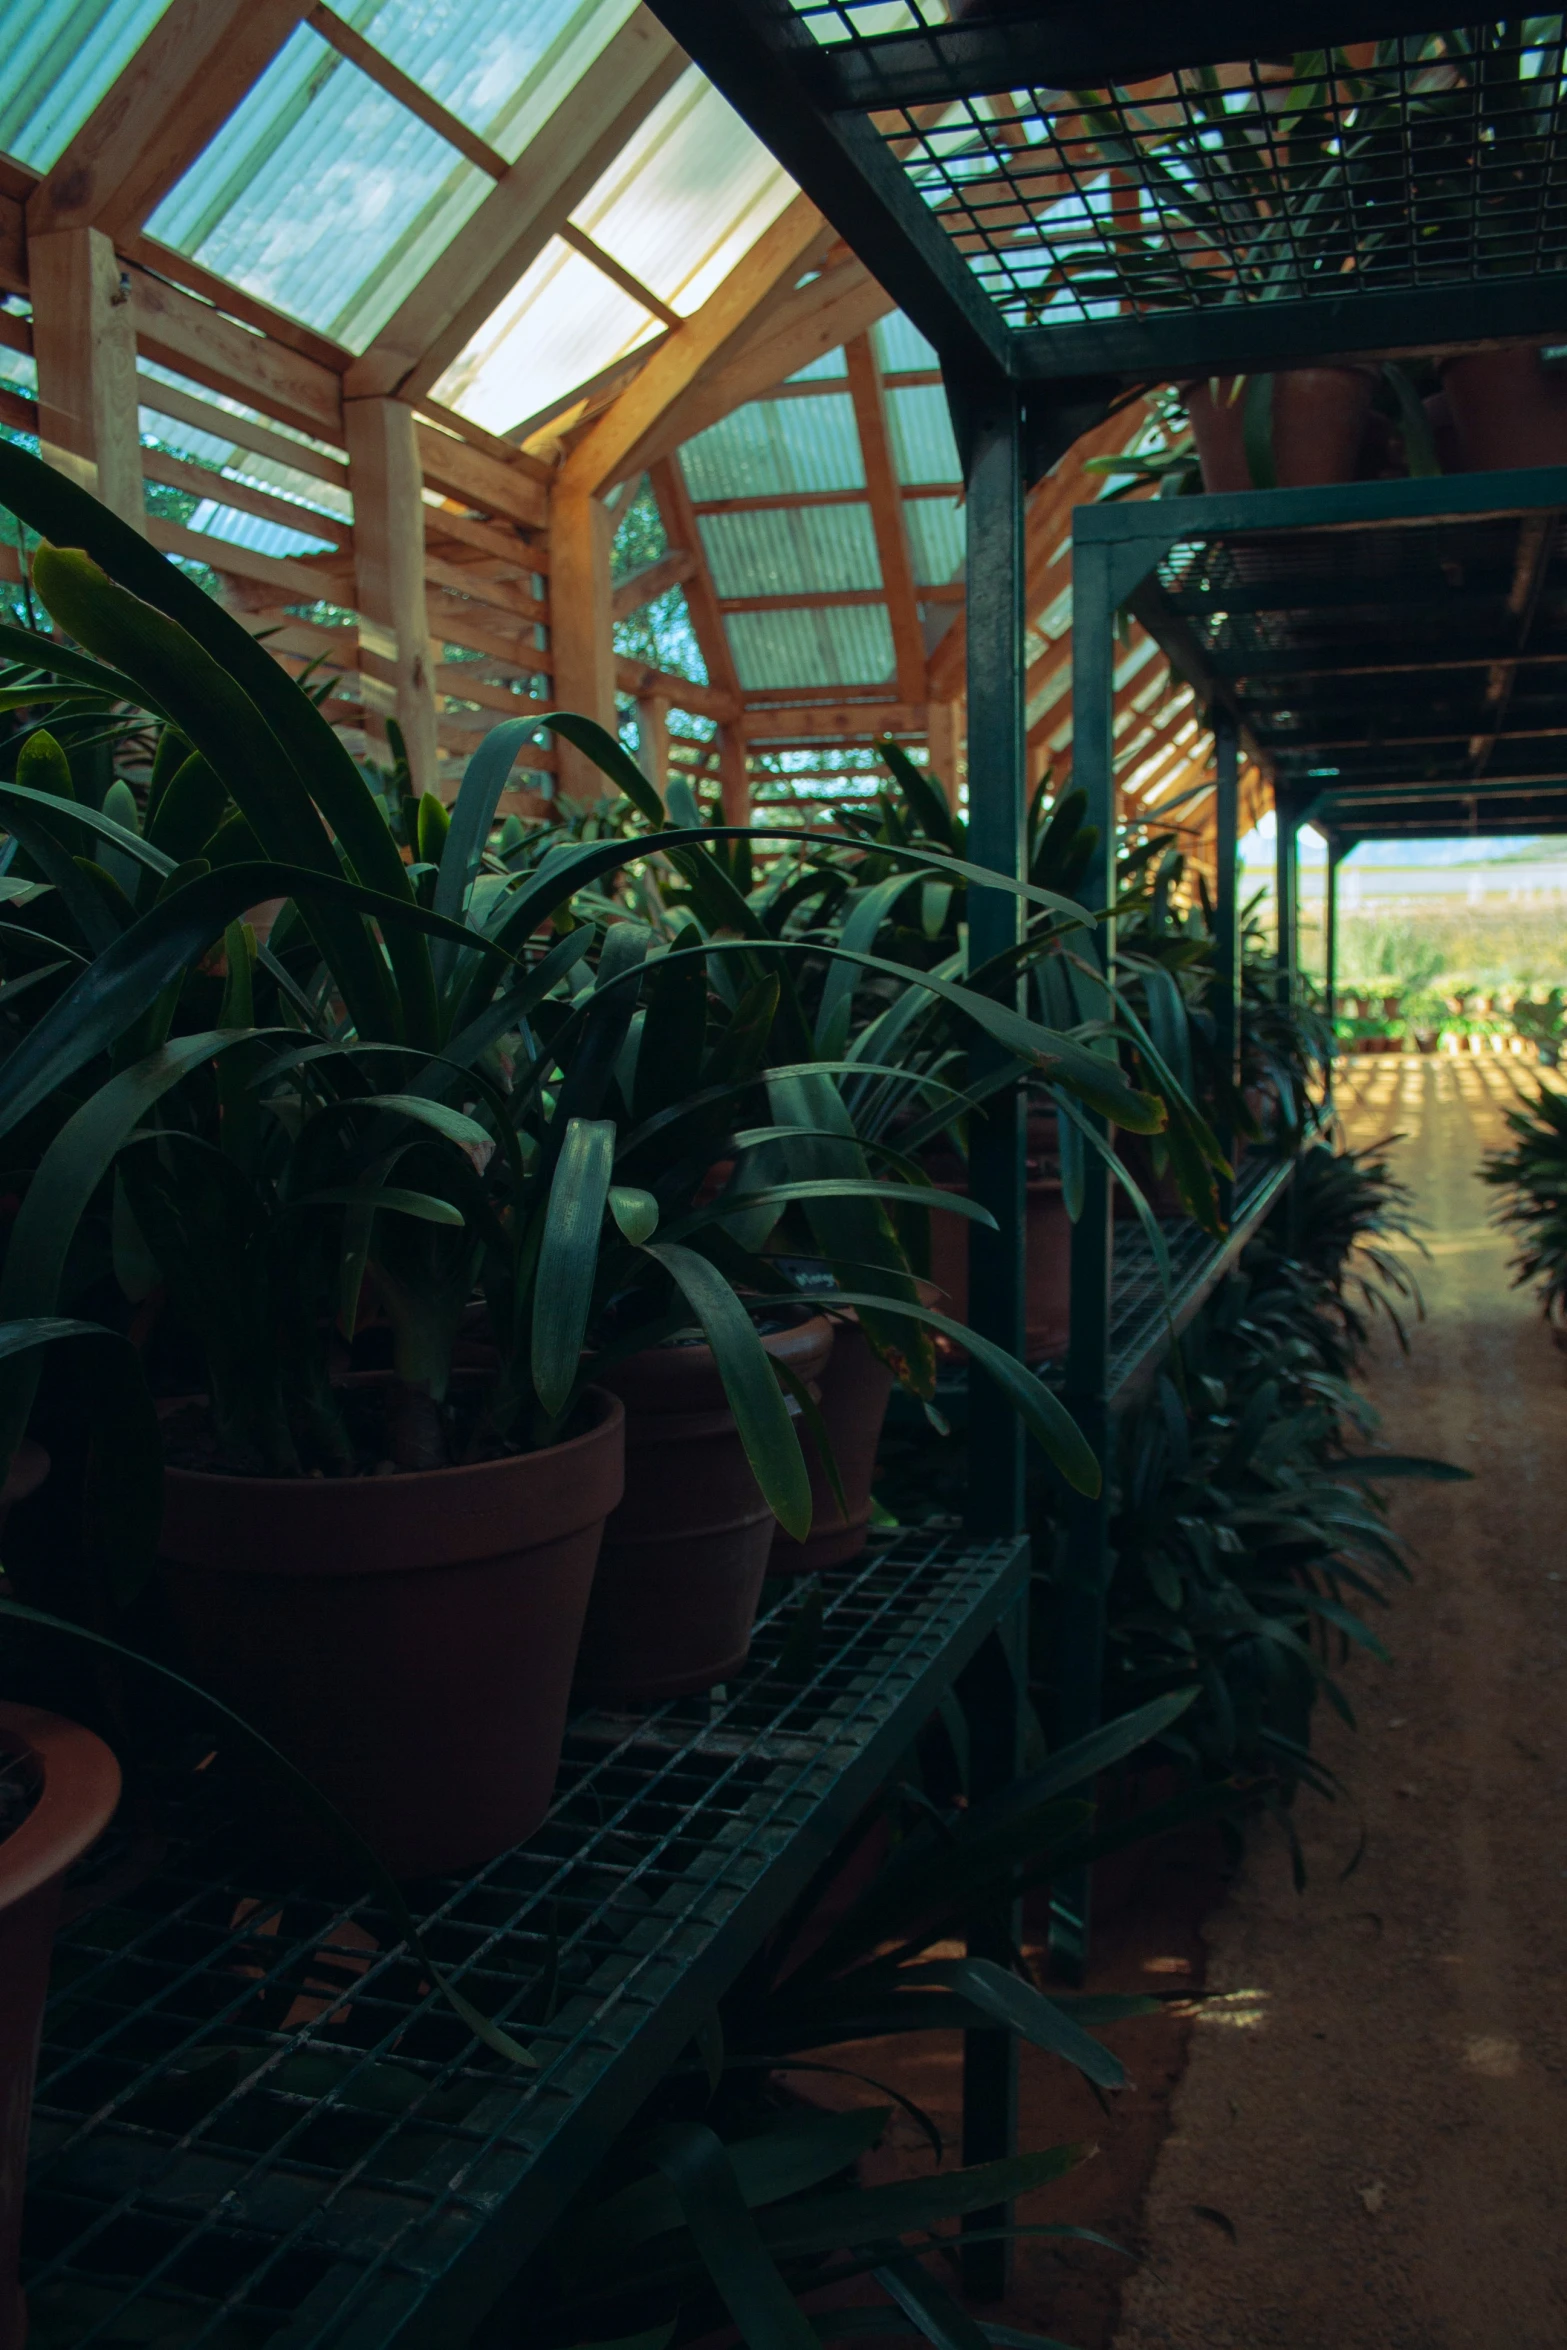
[
  {"left": 1108, "top": 1154, "right": 1291, "bottom": 1404},
  {"left": 23, "top": 1532, "right": 1025, "bottom": 2350},
  {"left": 786, "top": 15, "right": 1567, "bottom": 334}
]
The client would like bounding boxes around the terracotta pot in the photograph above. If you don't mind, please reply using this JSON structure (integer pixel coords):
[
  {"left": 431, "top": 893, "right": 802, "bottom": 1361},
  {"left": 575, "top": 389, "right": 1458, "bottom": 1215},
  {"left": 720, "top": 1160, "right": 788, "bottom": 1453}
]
[
  {"left": 769, "top": 1313, "right": 894, "bottom": 1578},
  {"left": 159, "top": 1388, "right": 625, "bottom": 1878},
  {"left": 0, "top": 1704, "right": 120, "bottom": 2350},
  {"left": 925, "top": 1177, "right": 1071, "bottom": 1361},
  {"left": 1441, "top": 347, "right": 1567, "bottom": 471},
  {"left": 575, "top": 1315, "right": 835, "bottom": 1702},
  {"left": 1184, "top": 367, "right": 1376, "bottom": 492}
]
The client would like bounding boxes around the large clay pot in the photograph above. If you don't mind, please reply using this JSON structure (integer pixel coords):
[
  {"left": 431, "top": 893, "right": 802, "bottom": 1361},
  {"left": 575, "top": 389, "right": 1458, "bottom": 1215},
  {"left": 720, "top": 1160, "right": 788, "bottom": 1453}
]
[
  {"left": 769, "top": 1313, "right": 893, "bottom": 1578},
  {"left": 1185, "top": 367, "right": 1376, "bottom": 492},
  {"left": 159, "top": 1389, "right": 625, "bottom": 1878},
  {"left": 1441, "top": 347, "right": 1567, "bottom": 471},
  {"left": 576, "top": 1316, "right": 834, "bottom": 1702},
  {"left": 925, "top": 1177, "right": 1072, "bottom": 1361},
  {"left": 0, "top": 1704, "right": 120, "bottom": 2350}
]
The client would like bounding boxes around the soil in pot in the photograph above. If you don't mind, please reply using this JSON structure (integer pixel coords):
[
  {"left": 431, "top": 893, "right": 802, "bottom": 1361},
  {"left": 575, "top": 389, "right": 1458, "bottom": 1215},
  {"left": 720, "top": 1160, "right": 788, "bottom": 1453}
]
[
  {"left": 0, "top": 1704, "right": 120, "bottom": 2350},
  {"left": 158, "top": 1385, "right": 625, "bottom": 1879},
  {"left": 574, "top": 1314, "right": 834, "bottom": 1703},
  {"left": 1441, "top": 346, "right": 1567, "bottom": 471},
  {"left": 1185, "top": 367, "right": 1376, "bottom": 492}
]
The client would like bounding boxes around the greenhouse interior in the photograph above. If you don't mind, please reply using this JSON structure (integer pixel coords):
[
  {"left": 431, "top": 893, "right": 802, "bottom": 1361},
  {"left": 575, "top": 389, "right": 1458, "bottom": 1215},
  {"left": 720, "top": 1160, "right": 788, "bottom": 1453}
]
[{"left": 0, "top": 5, "right": 1565, "bottom": 2346}]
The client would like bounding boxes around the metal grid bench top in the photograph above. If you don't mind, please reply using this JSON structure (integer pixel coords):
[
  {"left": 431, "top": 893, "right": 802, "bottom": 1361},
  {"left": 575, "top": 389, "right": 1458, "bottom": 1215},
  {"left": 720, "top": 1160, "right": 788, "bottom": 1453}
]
[{"left": 23, "top": 1532, "right": 1026, "bottom": 2350}]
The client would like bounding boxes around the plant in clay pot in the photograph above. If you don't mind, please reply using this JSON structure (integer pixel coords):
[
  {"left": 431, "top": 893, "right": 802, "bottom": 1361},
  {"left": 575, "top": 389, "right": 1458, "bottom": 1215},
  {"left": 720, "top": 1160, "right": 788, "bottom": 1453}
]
[{"left": 0, "top": 450, "right": 1178, "bottom": 1841}]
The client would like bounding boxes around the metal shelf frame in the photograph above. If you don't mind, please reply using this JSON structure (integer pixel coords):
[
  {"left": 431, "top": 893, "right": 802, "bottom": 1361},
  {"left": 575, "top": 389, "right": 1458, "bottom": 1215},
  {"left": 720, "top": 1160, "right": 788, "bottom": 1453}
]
[{"left": 25, "top": 1534, "right": 1029, "bottom": 2346}]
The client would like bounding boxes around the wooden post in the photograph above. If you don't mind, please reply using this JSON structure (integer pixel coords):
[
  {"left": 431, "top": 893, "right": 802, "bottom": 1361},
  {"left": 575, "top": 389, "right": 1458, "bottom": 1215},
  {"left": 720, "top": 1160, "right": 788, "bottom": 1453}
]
[
  {"left": 343, "top": 395, "right": 440, "bottom": 792},
  {"left": 549, "top": 484, "right": 618, "bottom": 803},
  {"left": 718, "top": 724, "right": 750, "bottom": 825},
  {"left": 29, "top": 228, "right": 144, "bottom": 527},
  {"left": 635, "top": 692, "right": 669, "bottom": 794},
  {"left": 926, "top": 698, "right": 964, "bottom": 811}
]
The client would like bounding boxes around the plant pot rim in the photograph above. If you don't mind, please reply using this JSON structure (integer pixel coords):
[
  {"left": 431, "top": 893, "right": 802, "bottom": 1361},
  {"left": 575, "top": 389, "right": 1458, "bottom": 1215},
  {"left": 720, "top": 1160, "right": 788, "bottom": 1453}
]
[
  {"left": 162, "top": 1381, "right": 620, "bottom": 1491},
  {"left": 0, "top": 1702, "right": 121, "bottom": 1915}
]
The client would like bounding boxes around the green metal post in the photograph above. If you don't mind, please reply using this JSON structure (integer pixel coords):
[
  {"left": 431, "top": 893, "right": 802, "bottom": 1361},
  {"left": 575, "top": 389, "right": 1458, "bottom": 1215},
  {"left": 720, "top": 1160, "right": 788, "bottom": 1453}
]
[
  {"left": 962, "top": 384, "right": 1028, "bottom": 1540},
  {"left": 1213, "top": 710, "right": 1242, "bottom": 1226},
  {"left": 1048, "top": 530, "right": 1117, "bottom": 1983},
  {"left": 1324, "top": 834, "right": 1341, "bottom": 1101},
  {"left": 956, "top": 374, "right": 1026, "bottom": 2299},
  {"left": 1275, "top": 792, "right": 1299, "bottom": 1009}
]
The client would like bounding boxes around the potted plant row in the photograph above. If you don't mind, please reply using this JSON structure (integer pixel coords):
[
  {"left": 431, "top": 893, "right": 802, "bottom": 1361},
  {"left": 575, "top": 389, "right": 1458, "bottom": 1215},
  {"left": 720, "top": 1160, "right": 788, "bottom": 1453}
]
[{"left": 0, "top": 446, "right": 1176, "bottom": 1889}]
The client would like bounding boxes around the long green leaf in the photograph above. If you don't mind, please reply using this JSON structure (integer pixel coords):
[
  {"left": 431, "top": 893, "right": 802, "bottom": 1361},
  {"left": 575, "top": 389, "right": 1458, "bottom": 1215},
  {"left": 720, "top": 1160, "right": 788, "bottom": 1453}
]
[
  {"left": 904, "top": 1957, "right": 1126, "bottom": 2088},
  {"left": 0, "top": 443, "right": 436, "bottom": 1044},
  {"left": 647, "top": 2122, "right": 819, "bottom": 2350},
  {"left": 534, "top": 1118, "right": 615, "bottom": 1417},
  {"left": 640, "top": 1241, "right": 812, "bottom": 1540},
  {"left": 430, "top": 714, "right": 547, "bottom": 985}
]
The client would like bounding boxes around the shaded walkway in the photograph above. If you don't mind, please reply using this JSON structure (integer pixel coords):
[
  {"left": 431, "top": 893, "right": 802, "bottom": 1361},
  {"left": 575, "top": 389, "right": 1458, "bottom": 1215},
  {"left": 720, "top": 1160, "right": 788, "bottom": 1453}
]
[{"left": 1114, "top": 1056, "right": 1567, "bottom": 2350}]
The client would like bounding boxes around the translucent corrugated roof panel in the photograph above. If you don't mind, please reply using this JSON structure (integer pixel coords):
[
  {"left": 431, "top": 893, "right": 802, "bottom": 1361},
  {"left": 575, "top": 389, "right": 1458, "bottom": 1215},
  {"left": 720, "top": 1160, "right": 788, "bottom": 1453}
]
[
  {"left": 788, "top": 349, "right": 848, "bottom": 383},
  {"left": 0, "top": 0, "right": 168, "bottom": 169},
  {"left": 575, "top": 66, "right": 795, "bottom": 317},
  {"left": 726, "top": 604, "right": 895, "bottom": 691},
  {"left": 873, "top": 312, "right": 940, "bottom": 372},
  {"left": 699, "top": 504, "right": 880, "bottom": 599},
  {"left": 342, "top": 0, "right": 636, "bottom": 162},
  {"left": 184, "top": 501, "right": 335, "bottom": 560},
  {"left": 145, "top": 22, "right": 491, "bottom": 353},
  {"left": 681, "top": 395, "right": 863, "bottom": 501},
  {"left": 904, "top": 498, "right": 963, "bottom": 586},
  {"left": 432, "top": 239, "right": 660, "bottom": 436},
  {"left": 884, "top": 385, "right": 960, "bottom": 483}
]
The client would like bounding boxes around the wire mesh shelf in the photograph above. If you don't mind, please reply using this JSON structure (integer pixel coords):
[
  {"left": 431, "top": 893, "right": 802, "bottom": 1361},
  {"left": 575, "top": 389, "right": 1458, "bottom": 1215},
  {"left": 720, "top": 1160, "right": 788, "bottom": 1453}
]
[
  {"left": 786, "top": 15, "right": 1567, "bottom": 334},
  {"left": 22, "top": 1531, "right": 1025, "bottom": 2350},
  {"left": 1107, "top": 1152, "right": 1292, "bottom": 1405}
]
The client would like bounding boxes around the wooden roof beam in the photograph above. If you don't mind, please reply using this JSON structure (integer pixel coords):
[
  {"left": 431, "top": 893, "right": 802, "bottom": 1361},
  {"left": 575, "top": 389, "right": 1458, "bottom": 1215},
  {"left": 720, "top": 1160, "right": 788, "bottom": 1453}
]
[
  {"left": 27, "top": 0, "right": 312, "bottom": 240},
  {"left": 647, "top": 454, "right": 743, "bottom": 708},
  {"left": 845, "top": 331, "right": 925, "bottom": 705},
  {"left": 559, "top": 194, "right": 833, "bottom": 499},
  {"left": 345, "top": 7, "right": 684, "bottom": 402}
]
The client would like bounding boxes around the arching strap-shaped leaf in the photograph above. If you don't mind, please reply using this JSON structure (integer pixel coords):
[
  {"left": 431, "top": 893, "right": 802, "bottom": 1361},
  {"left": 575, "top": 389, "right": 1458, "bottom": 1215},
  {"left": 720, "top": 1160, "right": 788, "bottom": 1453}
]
[
  {"left": 814, "top": 869, "right": 925, "bottom": 1058},
  {"left": 0, "top": 444, "right": 434, "bottom": 1043},
  {"left": 0, "top": 779, "right": 176, "bottom": 880},
  {"left": 640, "top": 1242, "right": 813, "bottom": 1542},
  {"left": 540, "top": 710, "right": 665, "bottom": 824},
  {"left": 799, "top": 1290, "right": 1100, "bottom": 1498},
  {"left": 0, "top": 858, "right": 511, "bottom": 1145},
  {"left": 430, "top": 714, "right": 549, "bottom": 988},
  {"left": 901, "top": 1955, "right": 1126, "bottom": 2087},
  {"left": 533, "top": 1119, "right": 615, "bottom": 1418},
  {"left": 608, "top": 1185, "right": 659, "bottom": 1245},
  {"left": 878, "top": 734, "right": 957, "bottom": 849},
  {"left": 644, "top": 2123, "right": 819, "bottom": 2350}
]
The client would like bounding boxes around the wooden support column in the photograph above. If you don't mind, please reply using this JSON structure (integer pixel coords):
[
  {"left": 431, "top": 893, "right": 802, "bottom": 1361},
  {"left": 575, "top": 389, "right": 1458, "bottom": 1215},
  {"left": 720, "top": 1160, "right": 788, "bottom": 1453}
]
[
  {"left": 845, "top": 331, "right": 926, "bottom": 706},
  {"left": 717, "top": 724, "right": 750, "bottom": 825},
  {"left": 635, "top": 692, "right": 669, "bottom": 794},
  {"left": 343, "top": 395, "right": 439, "bottom": 792},
  {"left": 925, "top": 697, "right": 964, "bottom": 810},
  {"left": 29, "top": 228, "right": 144, "bottom": 526},
  {"left": 549, "top": 486, "right": 618, "bottom": 803}
]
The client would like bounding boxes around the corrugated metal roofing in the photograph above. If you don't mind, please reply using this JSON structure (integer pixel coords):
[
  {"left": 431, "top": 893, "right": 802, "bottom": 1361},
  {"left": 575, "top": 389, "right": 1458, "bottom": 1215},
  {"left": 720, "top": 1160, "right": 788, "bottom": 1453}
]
[
  {"left": 680, "top": 395, "right": 864, "bottom": 501},
  {"left": 872, "top": 312, "right": 940, "bottom": 372},
  {"left": 344, "top": 0, "right": 634, "bottom": 162},
  {"left": 184, "top": 501, "right": 335, "bottom": 560},
  {"left": 698, "top": 504, "right": 880, "bottom": 599},
  {"left": 726, "top": 604, "right": 895, "bottom": 692},
  {"left": 0, "top": 0, "right": 167, "bottom": 169}
]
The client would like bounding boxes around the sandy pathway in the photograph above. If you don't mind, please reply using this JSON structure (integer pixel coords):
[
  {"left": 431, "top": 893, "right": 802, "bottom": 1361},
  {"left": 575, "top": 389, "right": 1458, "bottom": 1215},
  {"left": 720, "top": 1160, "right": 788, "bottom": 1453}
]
[{"left": 1113, "top": 1053, "right": 1567, "bottom": 2350}]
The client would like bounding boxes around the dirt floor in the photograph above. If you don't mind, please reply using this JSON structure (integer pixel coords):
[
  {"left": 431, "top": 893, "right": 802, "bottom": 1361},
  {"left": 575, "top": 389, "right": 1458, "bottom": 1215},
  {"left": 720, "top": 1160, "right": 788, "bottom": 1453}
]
[{"left": 1113, "top": 1052, "right": 1567, "bottom": 2350}]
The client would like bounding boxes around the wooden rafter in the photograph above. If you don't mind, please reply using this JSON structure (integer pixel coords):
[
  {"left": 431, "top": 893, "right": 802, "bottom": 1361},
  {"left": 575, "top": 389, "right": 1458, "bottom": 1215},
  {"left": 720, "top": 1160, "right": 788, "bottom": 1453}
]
[
  {"left": 27, "top": 0, "right": 312, "bottom": 239},
  {"left": 344, "top": 8, "right": 684, "bottom": 402},
  {"left": 648, "top": 257, "right": 895, "bottom": 455},
  {"left": 845, "top": 331, "right": 925, "bottom": 704},
  {"left": 558, "top": 196, "right": 833, "bottom": 498},
  {"left": 647, "top": 455, "right": 743, "bottom": 707}
]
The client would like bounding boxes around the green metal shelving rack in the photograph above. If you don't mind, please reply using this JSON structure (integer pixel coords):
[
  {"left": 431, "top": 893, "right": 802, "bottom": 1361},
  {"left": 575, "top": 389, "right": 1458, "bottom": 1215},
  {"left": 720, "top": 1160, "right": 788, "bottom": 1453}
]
[
  {"left": 647, "top": 6, "right": 1567, "bottom": 2003},
  {"left": 25, "top": 1535, "right": 1028, "bottom": 2347}
]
